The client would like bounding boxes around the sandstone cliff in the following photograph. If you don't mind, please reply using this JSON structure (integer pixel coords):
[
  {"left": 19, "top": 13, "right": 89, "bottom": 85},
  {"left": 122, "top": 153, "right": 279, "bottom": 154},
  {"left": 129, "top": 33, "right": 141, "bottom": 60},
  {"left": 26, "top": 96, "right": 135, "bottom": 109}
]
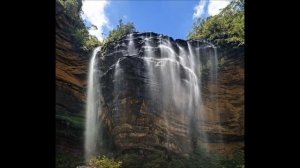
[
  {"left": 200, "top": 47, "right": 244, "bottom": 154},
  {"left": 56, "top": 2, "right": 87, "bottom": 159},
  {"left": 96, "top": 33, "right": 244, "bottom": 156}
]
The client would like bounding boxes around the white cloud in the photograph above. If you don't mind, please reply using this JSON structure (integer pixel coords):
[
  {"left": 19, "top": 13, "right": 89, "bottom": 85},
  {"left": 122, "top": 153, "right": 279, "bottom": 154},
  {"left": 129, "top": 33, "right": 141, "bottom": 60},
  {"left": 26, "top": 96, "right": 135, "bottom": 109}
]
[
  {"left": 193, "top": 0, "right": 231, "bottom": 19},
  {"left": 207, "top": 0, "right": 231, "bottom": 16},
  {"left": 81, "top": 0, "right": 110, "bottom": 41},
  {"left": 193, "top": 0, "right": 207, "bottom": 19}
]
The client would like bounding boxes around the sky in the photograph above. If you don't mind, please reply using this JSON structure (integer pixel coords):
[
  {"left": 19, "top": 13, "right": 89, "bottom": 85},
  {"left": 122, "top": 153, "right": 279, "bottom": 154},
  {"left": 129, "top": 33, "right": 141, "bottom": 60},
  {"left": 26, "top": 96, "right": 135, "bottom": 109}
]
[{"left": 81, "top": 0, "right": 231, "bottom": 41}]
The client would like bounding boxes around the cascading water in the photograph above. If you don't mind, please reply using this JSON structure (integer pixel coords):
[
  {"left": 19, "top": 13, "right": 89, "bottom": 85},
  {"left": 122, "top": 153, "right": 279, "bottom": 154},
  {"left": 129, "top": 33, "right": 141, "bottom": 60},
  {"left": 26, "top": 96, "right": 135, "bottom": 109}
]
[
  {"left": 142, "top": 34, "right": 209, "bottom": 150},
  {"left": 210, "top": 46, "right": 222, "bottom": 142},
  {"left": 84, "top": 33, "right": 221, "bottom": 157},
  {"left": 128, "top": 33, "right": 137, "bottom": 55},
  {"left": 211, "top": 46, "right": 219, "bottom": 119},
  {"left": 85, "top": 47, "right": 101, "bottom": 160}
]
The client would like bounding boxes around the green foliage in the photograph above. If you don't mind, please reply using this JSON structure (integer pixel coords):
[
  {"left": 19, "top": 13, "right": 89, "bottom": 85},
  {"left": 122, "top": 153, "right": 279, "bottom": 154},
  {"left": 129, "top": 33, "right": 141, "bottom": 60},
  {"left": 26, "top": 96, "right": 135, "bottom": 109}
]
[
  {"left": 143, "top": 151, "right": 168, "bottom": 168},
  {"left": 56, "top": 112, "right": 85, "bottom": 145},
  {"left": 58, "top": 0, "right": 81, "bottom": 19},
  {"left": 188, "top": 0, "right": 244, "bottom": 47},
  {"left": 116, "top": 150, "right": 186, "bottom": 168},
  {"left": 56, "top": 153, "right": 84, "bottom": 168},
  {"left": 101, "top": 19, "right": 136, "bottom": 55},
  {"left": 72, "top": 28, "right": 101, "bottom": 52},
  {"left": 56, "top": 113, "right": 84, "bottom": 129},
  {"left": 72, "top": 28, "right": 89, "bottom": 46},
  {"left": 187, "top": 147, "right": 216, "bottom": 168},
  {"left": 106, "top": 19, "right": 136, "bottom": 43},
  {"left": 187, "top": 146, "right": 245, "bottom": 168},
  {"left": 217, "top": 148, "right": 245, "bottom": 168},
  {"left": 112, "top": 145, "right": 244, "bottom": 168},
  {"left": 117, "top": 153, "right": 143, "bottom": 168},
  {"left": 144, "top": 153, "right": 186, "bottom": 168},
  {"left": 88, "top": 155, "right": 122, "bottom": 168},
  {"left": 167, "top": 157, "right": 186, "bottom": 168},
  {"left": 58, "top": 0, "right": 101, "bottom": 52},
  {"left": 58, "top": 1, "right": 135, "bottom": 52},
  {"left": 112, "top": 146, "right": 244, "bottom": 168},
  {"left": 84, "top": 35, "right": 102, "bottom": 50}
]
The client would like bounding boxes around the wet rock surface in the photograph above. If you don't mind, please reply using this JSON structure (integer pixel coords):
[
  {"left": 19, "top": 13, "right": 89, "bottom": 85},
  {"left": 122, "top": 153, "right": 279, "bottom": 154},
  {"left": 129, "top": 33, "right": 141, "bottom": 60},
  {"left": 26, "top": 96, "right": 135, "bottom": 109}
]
[{"left": 96, "top": 32, "right": 244, "bottom": 155}]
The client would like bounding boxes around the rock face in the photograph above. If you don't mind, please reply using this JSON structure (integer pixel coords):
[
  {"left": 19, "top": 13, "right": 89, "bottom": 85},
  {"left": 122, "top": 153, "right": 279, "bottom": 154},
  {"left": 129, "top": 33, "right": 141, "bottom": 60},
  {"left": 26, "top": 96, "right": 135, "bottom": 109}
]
[
  {"left": 56, "top": 2, "right": 88, "bottom": 158},
  {"left": 200, "top": 47, "right": 244, "bottom": 154},
  {"left": 96, "top": 32, "right": 244, "bottom": 155}
]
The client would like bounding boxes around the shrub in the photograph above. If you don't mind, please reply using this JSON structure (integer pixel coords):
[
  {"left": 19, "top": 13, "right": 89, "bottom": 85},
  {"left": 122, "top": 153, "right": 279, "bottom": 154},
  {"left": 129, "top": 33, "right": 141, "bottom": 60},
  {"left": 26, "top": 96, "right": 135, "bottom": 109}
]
[
  {"left": 88, "top": 155, "right": 122, "bottom": 168},
  {"left": 218, "top": 147, "right": 245, "bottom": 168},
  {"left": 83, "top": 35, "right": 102, "bottom": 51},
  {"left": 116, "top": 153, "right": 143, "bottom": 168},
  {"left": 72, "top": 28, "right": 101, "bottom": 52},
  {"left": 113, "top": 147, "right": 244, "bottom": 168},
  {"left": 186, "top": 146, "right": 244, "bottom": 168},
  {"left": 56, "top": 153, "right": 84, "bottom": 168},
  {"left": 116, "top": 150, "right": 186, "bottom": 168}
]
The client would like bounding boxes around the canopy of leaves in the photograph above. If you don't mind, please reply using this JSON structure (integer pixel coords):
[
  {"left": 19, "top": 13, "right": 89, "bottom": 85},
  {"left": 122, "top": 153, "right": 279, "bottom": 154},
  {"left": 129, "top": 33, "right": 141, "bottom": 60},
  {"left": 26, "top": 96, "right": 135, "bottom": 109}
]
[
  {"left": 101, "top": 19, "right": 136, "bottom": 54},
  {"left": 106, "top": 19, "right": 136, "bottom": 43},
  {"left": 72, "top": 28, "right": 102, "bottom": 51},
  {"left": 188, "top": 0, "right": 244, "bottom": 47},
  {"left": 58, "top": 0, "right": 82, "bottom": 21}
]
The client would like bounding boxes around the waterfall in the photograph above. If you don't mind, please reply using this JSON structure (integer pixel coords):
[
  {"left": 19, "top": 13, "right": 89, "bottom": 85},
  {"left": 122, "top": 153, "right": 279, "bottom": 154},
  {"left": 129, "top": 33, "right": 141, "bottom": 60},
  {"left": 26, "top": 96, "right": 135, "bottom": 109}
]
[
  {"left": 83, "top": 33, "right": 221, "bottom": 157},
  {"left": 85, "top": 47, "right": 101, "bottom": 161},
  {"left": 212, "top": 46, "right": 219, "bottom": 120},
  {"left": 128, "top": 33, "right": 137, "bottom": 55},
  {"left": 143, "top": 35, "right": 206, "bottom": 150},
  {"left": 211, "top": 46, "right": 222, "bottom": 142}
]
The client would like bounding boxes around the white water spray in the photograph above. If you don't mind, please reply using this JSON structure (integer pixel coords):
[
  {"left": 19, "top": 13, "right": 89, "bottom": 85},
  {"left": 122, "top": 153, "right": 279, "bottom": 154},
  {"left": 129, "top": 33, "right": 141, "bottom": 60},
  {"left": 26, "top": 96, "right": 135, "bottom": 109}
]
[
  {"left": 85, "top": 47, "right": 101, "bottom": 161},
  {"left": 83, "top": 33, "right": 221, "bottom": 156},
  {"left": 128, "top": 33, "right": 137, "bottom": 55}
]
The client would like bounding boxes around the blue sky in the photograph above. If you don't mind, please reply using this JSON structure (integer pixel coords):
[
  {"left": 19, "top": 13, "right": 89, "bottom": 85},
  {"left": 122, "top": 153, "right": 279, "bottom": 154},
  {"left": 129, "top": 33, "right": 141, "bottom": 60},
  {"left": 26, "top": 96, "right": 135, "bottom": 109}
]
[
  {"left": 81, "top": 0, "right": 231, "bottom": 41},
  {"left": 104, "top": 1, "right": 198, "bottom": 40}
]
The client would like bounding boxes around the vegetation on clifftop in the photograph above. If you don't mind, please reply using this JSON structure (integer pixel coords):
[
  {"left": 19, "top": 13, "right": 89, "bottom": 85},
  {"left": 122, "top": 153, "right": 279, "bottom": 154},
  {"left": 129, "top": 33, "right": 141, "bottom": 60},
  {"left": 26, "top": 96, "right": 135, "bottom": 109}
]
[
  {"left": 58, "top": 0, "right": 101, "bottom": 52},
  {"left": 188, "top": 0, "right": 244, "bottom": 47},
  {"left": 58, "top": 0, "right": 135, "bottom": 52},
  {"left": 101, "top": 19, "right": 137, "bottom": 54},
  {"left": 106, "top": 19, "right": 136, "bottom": 43}
]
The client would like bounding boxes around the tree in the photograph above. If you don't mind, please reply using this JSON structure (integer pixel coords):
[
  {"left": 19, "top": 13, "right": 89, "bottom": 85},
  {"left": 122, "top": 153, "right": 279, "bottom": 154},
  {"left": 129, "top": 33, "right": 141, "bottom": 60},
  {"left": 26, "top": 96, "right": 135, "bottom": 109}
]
[
  {"left": 106, "top": 19, "right": 136, "bottom": 43},
  {"left": 188, "top": 0, "right": 244, "bottom": 47},
  {"left": 58, "top": 0, "right": 81, "bottom": 19}
]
